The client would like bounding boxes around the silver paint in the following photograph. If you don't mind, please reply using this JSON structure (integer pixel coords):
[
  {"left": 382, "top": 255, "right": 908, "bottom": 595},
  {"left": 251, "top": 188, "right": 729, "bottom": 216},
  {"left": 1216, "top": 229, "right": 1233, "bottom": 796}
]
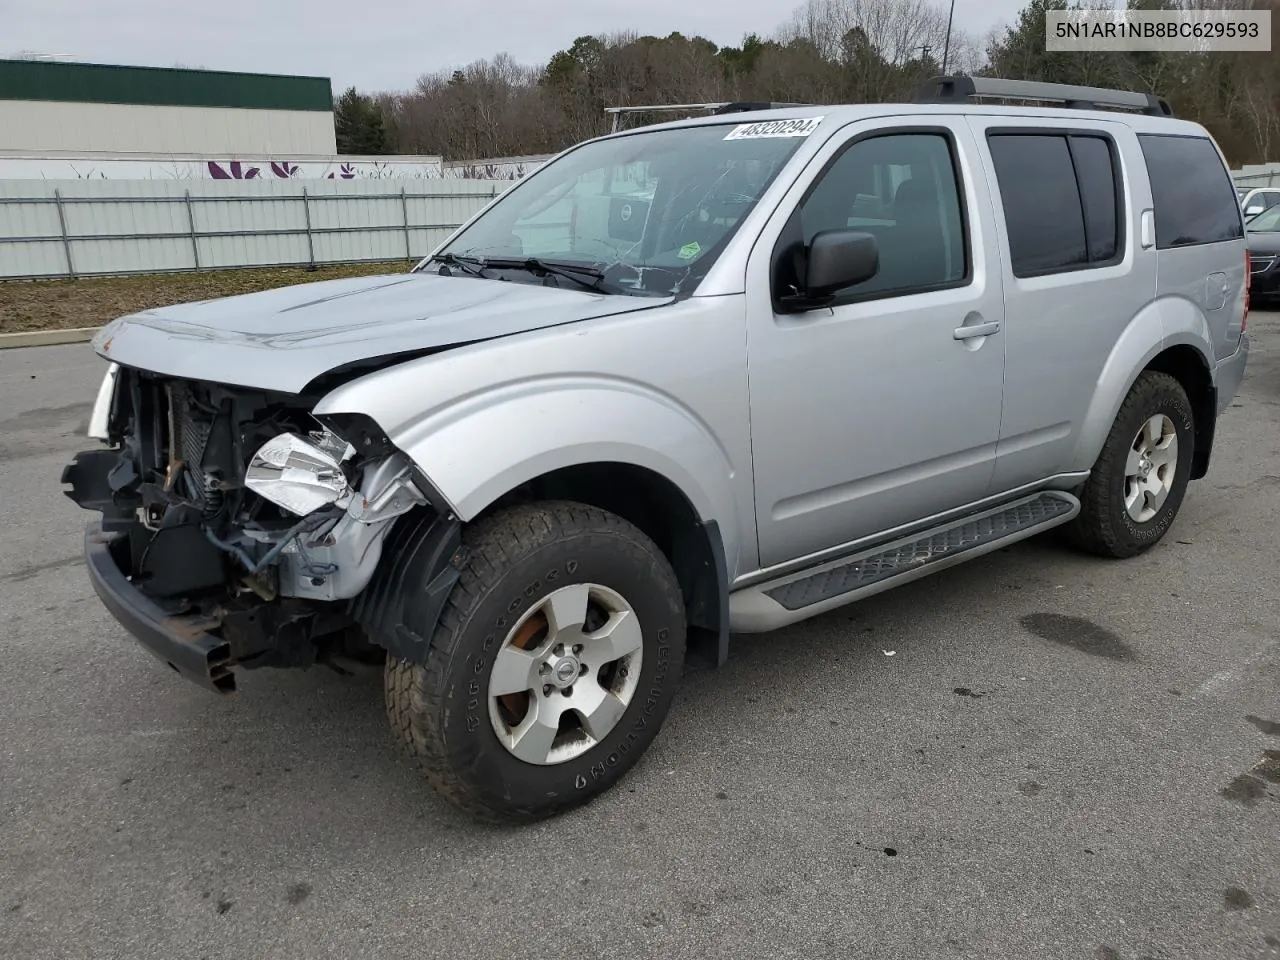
[{"left": 86, "top": 101, "right": 1251, "bottom": 623}]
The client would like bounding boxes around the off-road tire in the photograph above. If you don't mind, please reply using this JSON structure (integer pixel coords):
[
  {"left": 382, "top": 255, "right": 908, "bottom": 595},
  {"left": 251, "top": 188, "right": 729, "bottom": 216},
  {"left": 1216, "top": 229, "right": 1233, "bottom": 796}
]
[
  {"left": 1066, "top": 371, "right": 1195, "bottom": 559},
  {"left": 385, "top": 501, "right": 686, "bottom": 822}
]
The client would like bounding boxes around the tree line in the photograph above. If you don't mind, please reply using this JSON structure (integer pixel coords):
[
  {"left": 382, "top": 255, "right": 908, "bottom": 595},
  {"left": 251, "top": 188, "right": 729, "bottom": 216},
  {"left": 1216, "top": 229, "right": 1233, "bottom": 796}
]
[{"left": 334, "top": 0, "right": 1280, "bottom": 166}]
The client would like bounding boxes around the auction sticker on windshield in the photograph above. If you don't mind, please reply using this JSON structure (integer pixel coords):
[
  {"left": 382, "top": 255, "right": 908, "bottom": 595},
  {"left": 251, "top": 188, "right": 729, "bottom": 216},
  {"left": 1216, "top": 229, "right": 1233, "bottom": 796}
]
[{"left": 724, "top": 117, "right": 825, "bottom": 140}]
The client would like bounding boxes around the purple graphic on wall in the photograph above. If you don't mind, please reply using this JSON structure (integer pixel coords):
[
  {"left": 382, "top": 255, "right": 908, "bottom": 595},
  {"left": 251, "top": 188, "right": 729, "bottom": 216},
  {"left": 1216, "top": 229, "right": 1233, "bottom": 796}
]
[{"left": 208, "top": 160, "right": 261, "bottom": 180}]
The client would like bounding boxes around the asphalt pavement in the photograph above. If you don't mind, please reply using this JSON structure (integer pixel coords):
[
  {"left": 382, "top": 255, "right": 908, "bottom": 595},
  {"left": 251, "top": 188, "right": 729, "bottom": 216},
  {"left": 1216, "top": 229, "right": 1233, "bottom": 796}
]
[{"left": 2, "top": 315, "right": 1278, "bottom": 960}]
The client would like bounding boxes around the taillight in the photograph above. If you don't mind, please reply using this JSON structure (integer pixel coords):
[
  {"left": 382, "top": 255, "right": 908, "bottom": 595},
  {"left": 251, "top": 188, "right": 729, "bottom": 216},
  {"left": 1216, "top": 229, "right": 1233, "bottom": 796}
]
[{"left": 1243, "top": 250, "right": 1250, "bottom": 334}]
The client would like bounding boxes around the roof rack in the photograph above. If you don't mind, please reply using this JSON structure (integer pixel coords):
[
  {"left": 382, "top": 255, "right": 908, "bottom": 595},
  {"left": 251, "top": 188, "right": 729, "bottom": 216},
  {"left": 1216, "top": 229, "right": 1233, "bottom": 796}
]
[
  {"left": 712, "top": 101, "right": 811, "bottom": 116},
  {"left": 914, "top": 75, "right": 1173, "bottom": 118},
  {"left": 605, "top": 101, "right": 811, "bottom": 133}
]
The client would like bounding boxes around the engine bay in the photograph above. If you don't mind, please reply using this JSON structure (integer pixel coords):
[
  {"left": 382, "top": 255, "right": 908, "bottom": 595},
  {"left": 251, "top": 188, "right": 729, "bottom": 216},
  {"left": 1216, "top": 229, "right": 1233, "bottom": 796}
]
[{"left": 62, "top": 365, "right": 431, "bottom": 671}]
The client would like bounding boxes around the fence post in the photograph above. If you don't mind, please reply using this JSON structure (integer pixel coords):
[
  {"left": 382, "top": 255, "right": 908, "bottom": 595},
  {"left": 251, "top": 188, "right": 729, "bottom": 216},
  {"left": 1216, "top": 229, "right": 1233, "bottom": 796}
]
[
  {"left": 184, "top": 190, "right": 200, "bottom": 270},
  {"left": 301, "top": 187, "right": 316, "bottom": 269},
  {"left": 53, "top": 188, "right": 76, "bottom": 279},
  {"left": 400, "top": 186, "right": 412, "bottom": 262}
]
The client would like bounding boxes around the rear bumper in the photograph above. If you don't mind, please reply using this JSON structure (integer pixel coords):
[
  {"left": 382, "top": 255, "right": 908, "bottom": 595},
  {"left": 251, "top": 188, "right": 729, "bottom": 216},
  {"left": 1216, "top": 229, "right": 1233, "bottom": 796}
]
[
  {"left": 83, "top": 522, "right": 235, "bottom": 693},
  {"left": 1215, "top": 333, "right": 1250, "bottom": 415}
]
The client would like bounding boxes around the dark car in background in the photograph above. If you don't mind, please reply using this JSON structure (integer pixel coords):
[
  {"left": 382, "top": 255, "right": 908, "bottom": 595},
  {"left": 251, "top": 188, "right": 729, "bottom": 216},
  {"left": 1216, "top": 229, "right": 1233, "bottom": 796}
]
[{"left": 1248, "top": 204, "right": 1280, "bottom": 302}]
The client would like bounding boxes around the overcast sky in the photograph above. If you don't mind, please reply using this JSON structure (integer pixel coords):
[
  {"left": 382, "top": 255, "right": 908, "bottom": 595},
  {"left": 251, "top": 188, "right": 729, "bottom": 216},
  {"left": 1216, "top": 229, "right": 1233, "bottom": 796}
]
[{"left": 11, "top": 0, "right": 1028, "bottom": 94}]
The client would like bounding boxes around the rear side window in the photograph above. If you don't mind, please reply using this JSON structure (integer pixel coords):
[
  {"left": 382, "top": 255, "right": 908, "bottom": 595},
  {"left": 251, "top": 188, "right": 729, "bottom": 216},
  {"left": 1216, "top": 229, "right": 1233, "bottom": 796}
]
[
  {"left": 1138, "top": 134, "right": 1243, "bottom": 249},
  {"left": 1072, "top": 137, "right": 1119, "bottom": 261},
  {"left": 987, "top": 132, "right": 1124, "bottom": 277}
]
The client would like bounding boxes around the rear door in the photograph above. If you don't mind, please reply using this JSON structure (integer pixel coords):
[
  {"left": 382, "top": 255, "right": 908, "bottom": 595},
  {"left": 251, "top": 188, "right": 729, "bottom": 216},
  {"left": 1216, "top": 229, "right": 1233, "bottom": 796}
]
[{"left": 966, "top": 116, "right": 1155, "bottom": 492}]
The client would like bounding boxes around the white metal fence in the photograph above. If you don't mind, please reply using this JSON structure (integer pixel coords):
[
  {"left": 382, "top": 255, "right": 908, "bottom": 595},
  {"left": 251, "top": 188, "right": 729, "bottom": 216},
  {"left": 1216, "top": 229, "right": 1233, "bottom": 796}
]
[
  {"left": 0, "top": 166, "right": 1274, "bottom": 281},
  {"left": 0, "top": 179, "right": 509, "bottom": 280},
  {"left": 1233, "top": 163, "right": 1280, "bottom": 189}
]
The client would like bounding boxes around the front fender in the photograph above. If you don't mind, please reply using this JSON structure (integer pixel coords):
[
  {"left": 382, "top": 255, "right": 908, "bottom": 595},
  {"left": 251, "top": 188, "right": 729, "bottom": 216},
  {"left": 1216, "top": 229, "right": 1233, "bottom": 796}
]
[
  {"left": 1068, "top": 296, "right": 1214, "bottom": 471},
  {"left": 319, "top": 373, "right": 742, "bottom": 575}
]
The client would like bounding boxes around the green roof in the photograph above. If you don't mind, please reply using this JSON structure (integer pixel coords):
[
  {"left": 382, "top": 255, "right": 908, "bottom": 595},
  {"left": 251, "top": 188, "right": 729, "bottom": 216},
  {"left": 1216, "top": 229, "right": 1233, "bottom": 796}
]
[{"left": 0, "top": 59, "right": 333, "bottom": 112}]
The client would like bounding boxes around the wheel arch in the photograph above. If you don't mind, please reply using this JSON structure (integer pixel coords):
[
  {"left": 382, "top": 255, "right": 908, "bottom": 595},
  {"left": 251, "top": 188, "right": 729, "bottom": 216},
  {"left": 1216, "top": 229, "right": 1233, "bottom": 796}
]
[
  {"left": 479, "top": 461, "right": 731, "bottom": 668},
  {"left": 1069, "top": 302, "right": 1217, "bottom": 479},
  {"left": 1143, "top": 344, "right": 1216, "bottom": 480}
]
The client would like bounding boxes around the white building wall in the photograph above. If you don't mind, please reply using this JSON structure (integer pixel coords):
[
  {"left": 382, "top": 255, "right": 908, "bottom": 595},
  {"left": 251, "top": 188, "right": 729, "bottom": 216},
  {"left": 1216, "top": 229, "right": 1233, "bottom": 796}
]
[
  {"left": 0, "top": 100, "right": 336, "bottom": 155},
  {"left": 0, "top": 152, "right": 444, "bottom": 180}
]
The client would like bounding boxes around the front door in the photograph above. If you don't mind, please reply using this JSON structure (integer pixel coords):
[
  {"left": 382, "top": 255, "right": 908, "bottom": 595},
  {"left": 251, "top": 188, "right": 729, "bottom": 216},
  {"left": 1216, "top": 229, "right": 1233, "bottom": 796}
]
[{"left": 745, "top": 119, "right": 1008, "bottom": 570}]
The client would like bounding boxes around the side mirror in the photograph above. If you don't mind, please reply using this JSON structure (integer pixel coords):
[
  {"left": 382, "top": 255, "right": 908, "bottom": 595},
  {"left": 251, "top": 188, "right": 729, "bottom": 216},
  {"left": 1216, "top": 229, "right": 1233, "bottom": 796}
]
[
  {"left": 805, "top": 230, "right": 879, "bottom": 298},
  {"left": 1245, "top": 205, "right": 1263, "bottom": 218}
]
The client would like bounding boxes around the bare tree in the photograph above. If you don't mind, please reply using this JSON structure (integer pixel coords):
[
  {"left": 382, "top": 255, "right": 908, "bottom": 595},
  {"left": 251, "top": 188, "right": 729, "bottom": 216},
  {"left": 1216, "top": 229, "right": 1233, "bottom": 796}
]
[{"left": 375, "top": 0, "right": 1277, "bottom": 166}]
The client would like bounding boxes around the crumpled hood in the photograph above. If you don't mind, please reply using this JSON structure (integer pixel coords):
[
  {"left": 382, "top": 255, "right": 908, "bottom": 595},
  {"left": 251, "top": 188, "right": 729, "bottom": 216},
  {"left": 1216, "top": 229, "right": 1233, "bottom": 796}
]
[{"left": 93, "top": 271, "right": 672, "bottom": 393}]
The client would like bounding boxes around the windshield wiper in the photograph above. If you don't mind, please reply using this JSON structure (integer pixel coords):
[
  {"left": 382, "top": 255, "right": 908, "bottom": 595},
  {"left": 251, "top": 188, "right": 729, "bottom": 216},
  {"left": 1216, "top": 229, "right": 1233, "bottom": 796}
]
[
  {"left": 478, "top": 257, "right": 613, "bottom": 294},
  {"left": 426, "top": 252, "right": 490, "bottom": 278}
]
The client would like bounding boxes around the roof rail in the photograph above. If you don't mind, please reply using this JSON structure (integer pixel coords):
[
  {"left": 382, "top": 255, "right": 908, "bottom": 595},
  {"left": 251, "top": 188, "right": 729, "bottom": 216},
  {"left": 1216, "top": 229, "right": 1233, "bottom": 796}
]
[
  {"left": 711, "top": 101, "right": 811, "bottom": 116},
  {"left": 605, "top": 101, "right": 812, "bottom": 133},
  {"left": 914, "top": 75, "right": 1173, "bottom": 118}
]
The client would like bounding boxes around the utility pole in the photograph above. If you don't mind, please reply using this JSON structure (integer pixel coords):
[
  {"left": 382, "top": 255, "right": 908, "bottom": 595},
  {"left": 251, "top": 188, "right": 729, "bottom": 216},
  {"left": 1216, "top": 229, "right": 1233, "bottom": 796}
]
[{"left": 941, "top": 0, "right": 957, "bottom": 73}]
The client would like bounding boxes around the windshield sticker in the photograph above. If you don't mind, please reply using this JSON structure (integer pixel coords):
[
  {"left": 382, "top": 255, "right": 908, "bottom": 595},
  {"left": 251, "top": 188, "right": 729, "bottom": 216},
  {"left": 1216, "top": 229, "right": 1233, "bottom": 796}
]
[
  {"left": 724, "top": 117, "right": 824, "bottom": 141},
  {"left": 677, "top": 241, "right": 702, "bottom": 260}
]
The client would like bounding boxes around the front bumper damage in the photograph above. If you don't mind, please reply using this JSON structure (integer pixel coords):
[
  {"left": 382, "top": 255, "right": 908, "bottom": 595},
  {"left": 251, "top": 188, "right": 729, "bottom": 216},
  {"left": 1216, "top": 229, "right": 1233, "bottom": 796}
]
[
  {"left": 63, "top": 366, "right": 461, "bottom": 693},
  {"left": 83, "top": 522, "right": 235, "bottom": 692}
]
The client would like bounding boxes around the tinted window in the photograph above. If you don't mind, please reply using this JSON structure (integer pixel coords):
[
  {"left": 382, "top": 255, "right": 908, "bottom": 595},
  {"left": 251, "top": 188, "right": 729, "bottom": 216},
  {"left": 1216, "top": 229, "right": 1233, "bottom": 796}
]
[
  {"left": 1138, "top": 134, "right": 1243, "bottom": 249},
  {"left": 989, "top": 135, "right": 1087, "bottom": 275},
  {"left": 1071, "top": 136, "right": 1120, "bottom": 262},
  {"left": 988, "top": 133, "right": 1125, "bottom": 277},
  {"left": 785, "top": 132, "right": 967, "bottom": 300}
]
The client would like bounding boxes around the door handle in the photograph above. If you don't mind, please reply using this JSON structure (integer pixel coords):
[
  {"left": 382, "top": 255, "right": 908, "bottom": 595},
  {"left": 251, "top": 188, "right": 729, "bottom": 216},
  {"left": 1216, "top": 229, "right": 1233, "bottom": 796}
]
[{"left": 953, "top": 320, "right": 1000, "bottom": 340}]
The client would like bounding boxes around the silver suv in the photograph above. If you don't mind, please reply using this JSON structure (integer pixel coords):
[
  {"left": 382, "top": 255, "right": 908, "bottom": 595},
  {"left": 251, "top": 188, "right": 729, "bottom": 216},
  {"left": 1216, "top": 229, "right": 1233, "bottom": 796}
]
[{"left": 64, "top": 77, "right": 1251, "bottom": 821}]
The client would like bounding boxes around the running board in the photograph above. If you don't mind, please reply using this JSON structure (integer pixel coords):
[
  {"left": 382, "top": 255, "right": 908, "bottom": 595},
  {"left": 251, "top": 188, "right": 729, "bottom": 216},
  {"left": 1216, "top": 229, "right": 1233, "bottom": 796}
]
[{"left": 729, "top": 491, "right": 1079, "bottom": 632}]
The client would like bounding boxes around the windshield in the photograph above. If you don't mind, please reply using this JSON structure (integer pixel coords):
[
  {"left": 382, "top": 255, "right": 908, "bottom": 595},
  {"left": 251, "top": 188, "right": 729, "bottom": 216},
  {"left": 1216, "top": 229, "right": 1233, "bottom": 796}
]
[
  {"left": 425, "top": 122, "right": 813, "bottom": 297},
  {"left": 1248, "top": 205, "right": 1280, "bottom": 232}
]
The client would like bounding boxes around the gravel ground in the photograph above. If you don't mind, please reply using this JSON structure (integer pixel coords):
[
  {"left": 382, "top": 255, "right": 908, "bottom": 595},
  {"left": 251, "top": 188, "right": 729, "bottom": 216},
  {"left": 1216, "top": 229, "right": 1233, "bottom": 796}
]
[{"left": 0, "top": 314, "right": 1277, "bottom": 960}]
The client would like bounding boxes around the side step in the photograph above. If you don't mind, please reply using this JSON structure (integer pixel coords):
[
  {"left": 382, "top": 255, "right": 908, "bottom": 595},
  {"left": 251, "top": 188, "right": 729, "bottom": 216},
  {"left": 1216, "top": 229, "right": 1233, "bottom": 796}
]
[{"left": 729, "top": 491, "right": 1079, "bottom": 632}]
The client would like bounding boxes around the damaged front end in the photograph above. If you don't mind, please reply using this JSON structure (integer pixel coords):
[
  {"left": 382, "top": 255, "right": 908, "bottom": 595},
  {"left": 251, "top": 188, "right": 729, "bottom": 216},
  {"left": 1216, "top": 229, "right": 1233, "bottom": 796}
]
[{"left": 63, "top": 364, "right": 451, "bottom": 692}]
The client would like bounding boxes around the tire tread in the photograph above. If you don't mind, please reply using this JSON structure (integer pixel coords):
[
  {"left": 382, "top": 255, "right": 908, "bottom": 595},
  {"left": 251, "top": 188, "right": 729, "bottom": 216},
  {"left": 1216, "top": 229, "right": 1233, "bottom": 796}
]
[
  {"left": 384, "top": 500, "right": 682, "bottom": 822},
  {"left": 1067, "top": 370, "right": 1191, "bottom": 559}
]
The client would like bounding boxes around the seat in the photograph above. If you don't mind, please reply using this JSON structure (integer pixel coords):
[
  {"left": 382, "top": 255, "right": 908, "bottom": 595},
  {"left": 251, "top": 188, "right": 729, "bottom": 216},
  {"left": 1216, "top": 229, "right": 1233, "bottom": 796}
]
[{"left": 881, "top": 177, "right": 947, "bottom": 289}]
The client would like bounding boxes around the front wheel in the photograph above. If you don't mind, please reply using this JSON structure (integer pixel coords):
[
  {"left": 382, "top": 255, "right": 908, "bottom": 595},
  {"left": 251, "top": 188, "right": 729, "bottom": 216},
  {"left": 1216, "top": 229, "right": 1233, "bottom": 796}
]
[
  {"left": 385, "top": 501, "right": 686, "bottom": 822},
  {"left": 1067, "top": 371, "right": 1195, "bottom": 559}
]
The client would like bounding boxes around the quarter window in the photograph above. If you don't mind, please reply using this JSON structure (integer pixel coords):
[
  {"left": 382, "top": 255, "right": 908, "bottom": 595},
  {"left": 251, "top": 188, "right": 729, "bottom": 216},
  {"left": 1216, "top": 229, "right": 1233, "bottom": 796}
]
[
  {"left": 1138, "top": 134, "right": 1243, "bottom": 249},
  {"left": 987, "top": 132, "right": 1124, "bottom": 277}
]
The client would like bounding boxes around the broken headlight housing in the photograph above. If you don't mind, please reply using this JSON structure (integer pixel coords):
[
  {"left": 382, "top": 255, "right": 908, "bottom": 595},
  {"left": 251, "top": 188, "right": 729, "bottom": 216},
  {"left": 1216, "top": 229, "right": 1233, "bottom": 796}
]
[{"left": 245, "top": 430, "right": 357, "bottom": 517}]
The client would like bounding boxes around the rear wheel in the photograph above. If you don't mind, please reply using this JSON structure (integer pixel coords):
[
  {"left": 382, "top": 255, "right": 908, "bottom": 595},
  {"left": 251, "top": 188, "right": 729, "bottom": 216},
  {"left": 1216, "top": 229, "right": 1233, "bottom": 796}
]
[
  {"left": 1067, "top": 371, "right": 1195, "bottom": 559},
  {"left": 385, "top": 501, "right": 686, "bottom": 822}
]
